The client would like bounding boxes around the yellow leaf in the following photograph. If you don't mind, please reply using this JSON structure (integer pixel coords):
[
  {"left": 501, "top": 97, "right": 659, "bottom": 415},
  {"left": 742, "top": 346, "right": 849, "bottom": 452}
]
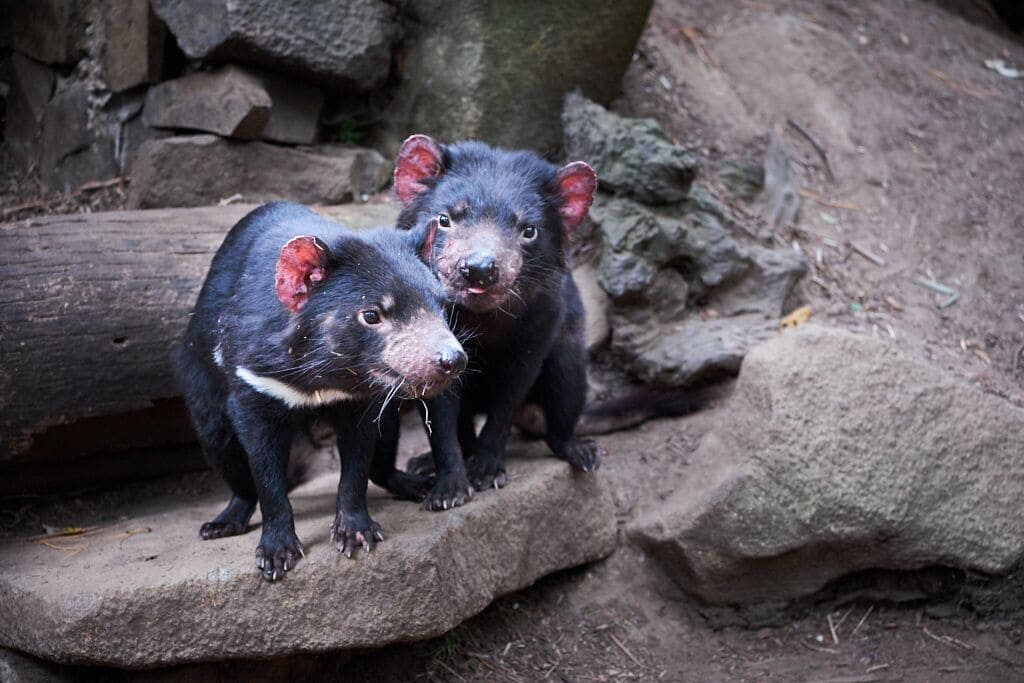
[{"left": 780, "top": 305, "right": 812, "bottom": 330}]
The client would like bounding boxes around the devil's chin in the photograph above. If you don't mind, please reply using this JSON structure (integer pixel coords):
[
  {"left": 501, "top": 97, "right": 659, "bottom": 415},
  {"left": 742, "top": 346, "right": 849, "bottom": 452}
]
[{"left": 398, "top": 378, "right": 454, "bottom": 400}]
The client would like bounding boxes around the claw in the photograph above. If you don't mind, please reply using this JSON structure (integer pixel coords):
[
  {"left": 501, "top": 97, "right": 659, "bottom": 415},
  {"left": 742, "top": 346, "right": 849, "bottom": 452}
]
[
  {"left": 443, "top": 500, "right": 449, "bottom": 510},
  {"left": 363, "top": 540, "right": 371, "bottom": 554},
  {"left": 299, "top": 547, "right": 306, "bottom": 558},
  {"left": 493, "top": 480, "right": 499, "bottom": 490},
  {"left": 272, "top": 570, "right": 278, "bottom": 581},
  {"left": 344, "top": 545, "right": 353, "bottom": 559},
  {"left": 374, "top": 530, "right": 385, "bottom": 542}
]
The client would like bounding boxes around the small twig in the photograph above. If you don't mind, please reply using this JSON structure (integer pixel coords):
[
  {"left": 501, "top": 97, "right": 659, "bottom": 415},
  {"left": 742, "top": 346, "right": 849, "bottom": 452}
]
[
  {"left": 607, "top": 632, "right": 645, "bottom": 669},
  {"left": 866, "top": 663, "right": 890, "bottom": 673},
  {"left": 76, "top": 177, "right": 124, "bottom": 193},
  {"left": 883, "top": 295, "right": 904, "bottom": 312},
  {"left": 799, "top": 188, "right": 867, "bottom": 211},
  {"left": 679, "top": 26, "right": 721, "bottom": 71},
  {"left": 833, "top": 604, "right": 856, "bottom": 631},
  {"left": 2, "top": 199, "right": 48, "bottom": 218},
  {"left": 27, "top": 526, "right": 103, "bottom": 542},
  {"left": 811, "top": 276, "right": 832, "bottom": 292},
  {"left": 850, "top": 242, "right": 886, "bottom": 266},
  {"left": 787, "top": 118, "right": 835, "bottom": 182},
  {"left": 928, "top": 68, "right": 994, "bottom": 99},
  {"left": 827, "top": 613, "right": 839, "bottom": 644},
  {"left": 851, "top": 604, "right": 874, "bottom": 636},
  {"left": 799, "top": 639, "right": 839, "bottom": 654},
  {"left": 435, "top": 658, "right": 468, "bottom": 683},
  {"left": 118, "top": 526, "right": 152, "bottom": 540},
  {"left": 922, "top": 625, "right": 974, "bottom": 650},
  {"left": 1013, "top": 342, "right": 1024, "bottom": 376},
  {"left": 914, "top": 276, "right": 960, "bottom": 309},
  {"left": 217, "top": 193, "right": 244, "bottom": 206}
]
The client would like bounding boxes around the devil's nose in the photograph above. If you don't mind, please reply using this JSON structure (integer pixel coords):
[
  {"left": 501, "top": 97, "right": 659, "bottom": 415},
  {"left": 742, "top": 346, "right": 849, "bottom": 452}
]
[
  {"left": 458, "top": 255, "right": 499, "bottom": 286},
  {"left": 436, "top": 347, "right": 468, "bottom": 375}
]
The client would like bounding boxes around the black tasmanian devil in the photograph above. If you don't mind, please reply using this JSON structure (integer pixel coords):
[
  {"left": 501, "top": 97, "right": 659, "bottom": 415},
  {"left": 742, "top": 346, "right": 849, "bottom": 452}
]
[
  {"left": 174, "top": 201, "right": 466, "bottom": 581},
  {"left": 372, "top": 135, "right": 601, "bottom": 511}
]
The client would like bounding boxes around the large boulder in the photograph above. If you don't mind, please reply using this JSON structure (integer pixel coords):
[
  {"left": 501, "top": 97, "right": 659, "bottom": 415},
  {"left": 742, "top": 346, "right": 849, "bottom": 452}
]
[
  {"left": 0, "top": 455, "right": 616, "bottom": 667},
  {"left": 630, "top": 325, "right": 1024, "bottom": 603},
  {"left": 127, "top": 136, "right": 391, "bottom": 208},
  {"left": 375, "top": 0, "right": 653, "bottom": 155},
  {"left": 149, "top": 0, "right": 399, "bottom": 89}
]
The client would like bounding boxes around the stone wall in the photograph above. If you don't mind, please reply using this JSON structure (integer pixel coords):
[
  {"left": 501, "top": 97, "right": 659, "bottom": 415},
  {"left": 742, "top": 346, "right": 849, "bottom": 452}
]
[{"left": 0, "top": 0, "right": 654, "bottom": 203}]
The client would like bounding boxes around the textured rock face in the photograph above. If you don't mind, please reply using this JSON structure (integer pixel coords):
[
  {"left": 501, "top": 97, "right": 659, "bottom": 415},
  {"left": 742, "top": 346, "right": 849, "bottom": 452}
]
[
  {"left": 149, "top": 0, "right": 399, "bottom": 89},
  {"left": 127, "top": 136, "right": 391, "bottom": 208},
  {"left": 144, "top": 66, "right": 272, "bottom": 139},
  {"left": 376, "top": 0, "right": 653, "bottom": 155},
  {"left": 0, "top": 455, "right": 616, "bottom": 667},
  {"left": 591, "top": 191, "right": 805, "bottom": 386},
  {"left": 563, "top": 95, "right": 807, "bottom": 387},
  {"left": 630, "top": 325, "right": 1024, "bottom": 604},
  {"left": 562, "top": 91, "right": 697, "bottom": 204},
  {"left": 37, "top": 82, "right": 117, "bottom": 191},
  {"left": 4, "top": 54, "right": 55, "bottom": 168}
]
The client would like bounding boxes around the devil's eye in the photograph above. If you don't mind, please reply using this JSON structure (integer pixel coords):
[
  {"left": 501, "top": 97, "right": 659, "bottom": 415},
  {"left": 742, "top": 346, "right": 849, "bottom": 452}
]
[
  {"left": 522, "top": 225, "right": 538, "bottom": 240},
  {"left": 438, "top": 213, "right": 452, "bottom": 229},
  {"left": 361, "top": 310, "right": 381, "bottom": 325}
]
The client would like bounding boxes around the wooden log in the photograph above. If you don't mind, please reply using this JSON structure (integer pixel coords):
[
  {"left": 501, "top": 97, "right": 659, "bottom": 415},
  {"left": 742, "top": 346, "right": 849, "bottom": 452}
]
[{"left": 0, "top": 202, "right": 400, "bottom": 464}]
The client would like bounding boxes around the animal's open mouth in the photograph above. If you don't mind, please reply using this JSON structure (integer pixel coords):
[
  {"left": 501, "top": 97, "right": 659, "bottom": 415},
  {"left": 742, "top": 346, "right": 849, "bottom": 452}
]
[{"left": 454, "top": 284, "right": 509, "bottom": 310}]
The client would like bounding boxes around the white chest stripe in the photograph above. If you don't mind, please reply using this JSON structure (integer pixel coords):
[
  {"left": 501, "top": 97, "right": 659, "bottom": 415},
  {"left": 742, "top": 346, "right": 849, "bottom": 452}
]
[{"left": 235, "top": 366, "right": 354, "bottom": 408}]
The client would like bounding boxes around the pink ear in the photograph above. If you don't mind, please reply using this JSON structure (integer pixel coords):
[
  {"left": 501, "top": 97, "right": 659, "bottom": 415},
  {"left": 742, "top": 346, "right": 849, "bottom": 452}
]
[
  {"left": 275, "top": 236, "right": 327, "bottom": 312},
  {"left": 419, "top": 217, "right": 439, "bottom": 263},
  {"left": 555, "top": 161, "right": 597, "bottom": 232},
  {"left": 395, "top": 134, "right": 445, "bottom": 204}
]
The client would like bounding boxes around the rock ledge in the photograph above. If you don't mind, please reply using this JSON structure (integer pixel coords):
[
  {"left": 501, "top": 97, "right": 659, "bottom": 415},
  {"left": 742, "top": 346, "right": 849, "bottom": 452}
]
[{"left": 0, "top": 453, "right": 615, "bottom": 667}]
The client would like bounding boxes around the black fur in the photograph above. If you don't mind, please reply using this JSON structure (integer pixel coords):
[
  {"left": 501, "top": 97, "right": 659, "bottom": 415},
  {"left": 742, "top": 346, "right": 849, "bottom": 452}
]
[
  {"left": 378, "top": 141, "right": 599, "bottom": 510},
  {"left": 174, "top": 202, "right": 464, "bottom": 580}
]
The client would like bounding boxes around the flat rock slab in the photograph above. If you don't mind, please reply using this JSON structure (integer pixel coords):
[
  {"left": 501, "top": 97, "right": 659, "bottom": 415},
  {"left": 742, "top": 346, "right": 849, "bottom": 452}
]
[
  {"left": 0, "top": 453, "right": 615, "bottom": 667},
  {"left": 127, "top": 135, "right": 391, "bottom": 209},
  {"left": 144, "top": 66, "right": 271, "bottom": 139}
]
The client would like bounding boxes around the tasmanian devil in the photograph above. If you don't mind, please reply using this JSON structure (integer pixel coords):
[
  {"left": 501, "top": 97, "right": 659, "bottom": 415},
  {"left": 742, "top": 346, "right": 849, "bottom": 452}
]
[
  {"left": 173, "top": 201, "right": 466, "bottom": 581},
  {"left": 371, "top": 135, "right": 600, "bottom": 511}
]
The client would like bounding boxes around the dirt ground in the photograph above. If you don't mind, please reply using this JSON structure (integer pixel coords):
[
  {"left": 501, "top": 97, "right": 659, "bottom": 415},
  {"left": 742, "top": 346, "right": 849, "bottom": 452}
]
[
  {"left": 3, "top": 0, "right": 1024, "bottom": 681},
  {"left": 619, "top": 0, "right": 1024, "bottom": 408}
]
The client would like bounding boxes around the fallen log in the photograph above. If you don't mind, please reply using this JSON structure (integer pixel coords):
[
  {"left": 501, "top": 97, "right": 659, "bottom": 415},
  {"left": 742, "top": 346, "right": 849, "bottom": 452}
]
[{"left": 0, "top": 202, "right": 400, "bottom": 468}]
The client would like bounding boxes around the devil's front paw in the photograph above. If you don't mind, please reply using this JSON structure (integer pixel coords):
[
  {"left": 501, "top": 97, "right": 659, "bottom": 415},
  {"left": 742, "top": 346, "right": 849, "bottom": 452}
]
[
  {"left": 423, "top": 472, "right": 474, "bottom": 511},
  {"left": 330, "top": 512, "right": 384, "bottom": 559},
  {"left": 466, "top": 452, "right": 507, "bottom": 491},
  {"left": 255, "top": 528, "right": 305, "bottom": 582},
  {"left": 562, "top": 438, "right": 602, "bottom": 472}
]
